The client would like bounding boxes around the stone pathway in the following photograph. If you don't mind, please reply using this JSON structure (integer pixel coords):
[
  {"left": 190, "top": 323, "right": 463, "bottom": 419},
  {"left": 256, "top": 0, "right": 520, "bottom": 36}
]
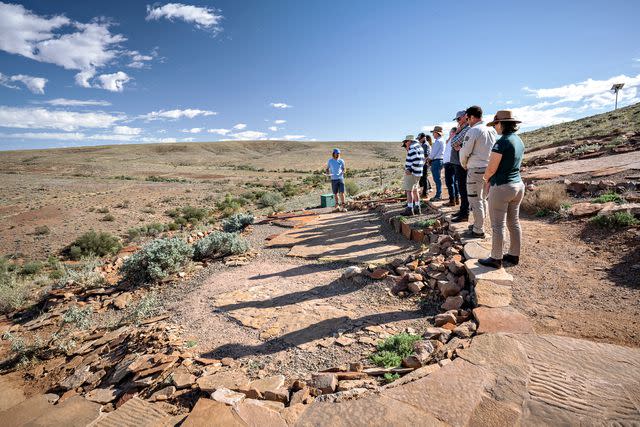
[{"left": 267, "top": 210, "right": 413, "bottom": 264}]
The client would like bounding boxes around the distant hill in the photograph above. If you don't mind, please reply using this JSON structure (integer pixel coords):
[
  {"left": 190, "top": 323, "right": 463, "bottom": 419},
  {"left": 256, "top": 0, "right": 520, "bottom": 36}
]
[{"left": 521, "top": 102, "right": 640, "bottom": 152}]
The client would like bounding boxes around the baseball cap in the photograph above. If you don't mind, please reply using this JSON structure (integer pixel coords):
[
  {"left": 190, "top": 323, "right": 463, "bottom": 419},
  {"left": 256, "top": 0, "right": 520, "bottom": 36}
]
[
  {"left": 333, "top": 148, "right": 340, "bottom": 154},
  {"left": 453, "top": 110, "right": 466, "bottom": 121}
]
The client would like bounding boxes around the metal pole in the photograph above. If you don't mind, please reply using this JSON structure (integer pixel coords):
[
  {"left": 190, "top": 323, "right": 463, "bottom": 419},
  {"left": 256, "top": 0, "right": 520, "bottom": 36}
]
[{"left": 615, "top": 90, "right": 619, "bottom": 110}]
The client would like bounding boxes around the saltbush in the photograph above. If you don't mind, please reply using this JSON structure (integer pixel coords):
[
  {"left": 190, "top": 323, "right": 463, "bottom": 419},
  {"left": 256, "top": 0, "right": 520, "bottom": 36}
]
[
  {"left": 259, "top": 191, "right": 283, "bottom": 208},
  {"left": 58, "top": 258, "right": 106, "bottom": 289},
  {"left": 216, "top": 194, "right": 249, "bottom": 217},
  {"left": 67, "top": 231, "right": 122, "bottom": 260},
  {"left": 121, "top": 238, "right": 193, "bottom": 284},
  {"left": 344, "top": 180, "right": 360, "bottom": 196},
  {"left": 193, "top": 232, "right": 250, "bottom": 260},
  {"left": 165, "top": 205, "right": 210, "bottom": 225},
  {"left": 222, "top": 213, "right": 255, "bottom": 233},
  {"left": 0, "top": 272, "right": 28, "bottom": 314}
]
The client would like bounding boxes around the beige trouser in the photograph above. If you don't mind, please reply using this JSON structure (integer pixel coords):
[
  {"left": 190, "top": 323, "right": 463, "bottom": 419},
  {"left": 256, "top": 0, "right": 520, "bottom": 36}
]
[
  {"left": 488, "top": 182, "right": 525, "bottom": 259},
  {"left": 466, "top": 167, "right": 488, "bottom": 233}
]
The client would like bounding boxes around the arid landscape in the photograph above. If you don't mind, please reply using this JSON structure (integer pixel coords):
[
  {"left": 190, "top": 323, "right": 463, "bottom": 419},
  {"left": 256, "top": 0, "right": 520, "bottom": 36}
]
[{"left": 0, "top": 103, "right": 639, "bottom": 425}]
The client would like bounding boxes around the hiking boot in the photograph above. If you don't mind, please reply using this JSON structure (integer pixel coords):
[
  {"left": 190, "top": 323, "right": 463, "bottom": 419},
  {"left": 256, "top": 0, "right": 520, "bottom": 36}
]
[
  {"left": 429, "top": 196, "right": 442, "bottom": 202},
  {"left": 445, "top": 200, "right": 456, "bottom": 207},
  {"left": 478, "top": 257, "right": 502, "bottom": 269},
  {"left": 503, "top": 254, "right": 519, "bottom": 265},
  {"left": 451, "top": 215, "right": 469, "bottom": 223},
  {"left": 455, "top": 197, "right": 460, "bottom": 205},
  {"left": 403, "top": 207, "right": 414, "bottom": 216},
  {"left": 413, "top": 204, "right": 422, "bottom": 215},
  {"left": 463, "top": 229, "right": 485, "bottom": 238}
]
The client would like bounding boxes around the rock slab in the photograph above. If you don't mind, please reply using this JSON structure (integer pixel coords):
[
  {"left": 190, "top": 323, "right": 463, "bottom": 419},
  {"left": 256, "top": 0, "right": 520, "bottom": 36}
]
[
  {"left": 473, "top": 306, "right": 534, "bottom": 334},
  {"left": 474, "top": 280, "right": 512, "bottom": 308},
  {"left": 464, "top": 259, "right": 513, "bottom": 285}
]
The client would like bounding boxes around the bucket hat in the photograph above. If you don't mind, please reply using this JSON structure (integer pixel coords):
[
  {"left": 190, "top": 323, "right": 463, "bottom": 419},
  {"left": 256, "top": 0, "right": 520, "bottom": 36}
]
[
  {"left": 487, "top": 110, "right": 522, "bottom": 127},
  {"left": 430, "top": 126, "right": 444, "bottom": 135},
  {"left": 401, "top": 134, "right": 415, "bottom": 146}
]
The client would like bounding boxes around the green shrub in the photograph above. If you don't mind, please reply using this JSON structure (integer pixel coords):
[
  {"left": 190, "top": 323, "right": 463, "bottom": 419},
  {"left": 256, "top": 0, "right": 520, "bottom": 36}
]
[
  {"left": 259, "top": 192, "right": 283, "bottom": 208},
  {"left": 216, "top": 194, "right": 248, "bottom": 217},
  {"left": 146, "top": 175, "right": 188, "bottom": 183},
  {"left": 102, "top": 214, "right": 115, "bottom": 222},
  {"left": 193, "top": 232, "right": 250, "bottom": 260},
  {"left": 34, "top": 225, "right": 50, "bottom": 235},
  {"left": 222, "top": 213, "right": 255, "bottom": 233},
  {"left": 128, "top": 223, "right": 166, "bottom": 240},
  {"left": 62, "top": 306, "right": 93, "bottom": 329},
  {"left": 0, "top": 272, "right": 29, "bottom": 314},
  {"left": 96, "top": 207, "right": 110, "bottom": 214},
  {"left": 522, "top": 183, "right": 568, "bottom": 215},
  {"left": 279, "top": 182, "right": 300, "bottom": 198},
  {"left": 59, "top": 258, "right": 106, "bottom": 289},
  {"left": 344, "top": 180, "right": 360, "bottom": 196},
  {"left": 121, "top": 238, "right": 193, "bottom": 284},
  {"left": 121, "top": 293, "right": 160, "bottom": 325},
  {"left": 591, "top": 212, "right": 639, "bottom": 228},
  {"left": 592, "top": 192, "right": 624, "bottom": 204},
  {"left": 67, "top": 231, "right": 122, "bottom": 260},
  {"left": 19, "top": 261, "right": 43, "bottom": 276},
  {"left": 166, "top": 206, "right": 210, "bottom": 224},
  {"left": 302, "top": 173, "right": 325, "bottom": 188},
  {"left": 383, "top": 372, "right": 401, "bottom": 383},
  {"left": 414, "top": 219, "right": 437, "bottom": 228},
  {"left": 369, "top": 333, "right": 421, "bottom": 368}
]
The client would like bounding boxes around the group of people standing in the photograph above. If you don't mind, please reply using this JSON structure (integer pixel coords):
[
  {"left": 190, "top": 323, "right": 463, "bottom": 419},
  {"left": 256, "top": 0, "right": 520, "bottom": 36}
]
[{"left": 401, "top": 106, "right": 525, "bottom": 269}]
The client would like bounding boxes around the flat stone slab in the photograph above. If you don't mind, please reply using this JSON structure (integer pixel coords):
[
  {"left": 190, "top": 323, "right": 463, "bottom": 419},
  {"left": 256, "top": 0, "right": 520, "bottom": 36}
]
[
  {"left": 93, "top": 397, "right": 171, "bottom": 427},
  {"left": 267, "top": 211, "right": 412, "bottom": 264},
  {"left": 473, "top": 306, "right": 534, "bottom": 334},
  {"left": 25, "top": 395, "right": 101, "bottom": 427},
  {"left": 463, "top": 241, "right": 492, "bottom": 260},
  {"left": 474, "top": 280, "right": 512, "bottom": 308},
  {"left": 0, "top": 394, "right": 52, "bottom": 427},
  {"left": 523, "top": 150, "right": 640, "bottom": 180},
  {"left": 182, "top": 398, "right": 246, "bottom": 427},
  {"left": 464, "top": 259, "right": 513, "bottom": 285}
]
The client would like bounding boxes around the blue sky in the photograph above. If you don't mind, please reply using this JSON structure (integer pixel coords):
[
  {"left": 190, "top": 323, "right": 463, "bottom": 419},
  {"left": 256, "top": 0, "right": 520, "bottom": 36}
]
[{"left": 0, "top": 0, "right": 639, "bottom": 150}]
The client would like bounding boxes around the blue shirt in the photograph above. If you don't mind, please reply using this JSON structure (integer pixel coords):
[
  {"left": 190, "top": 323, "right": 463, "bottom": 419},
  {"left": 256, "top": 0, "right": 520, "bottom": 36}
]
[
  {"left": 327, "top": 158, "right": 345, "bottom": 180},
  {"left": 429, "top": 137, "right": 444, "bottom": 160}
]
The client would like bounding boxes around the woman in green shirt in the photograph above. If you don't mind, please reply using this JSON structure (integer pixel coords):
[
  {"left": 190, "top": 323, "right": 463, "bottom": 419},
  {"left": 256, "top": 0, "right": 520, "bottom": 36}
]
[{"left": 478, "top": 110, "right": 525, "bottom": 269}]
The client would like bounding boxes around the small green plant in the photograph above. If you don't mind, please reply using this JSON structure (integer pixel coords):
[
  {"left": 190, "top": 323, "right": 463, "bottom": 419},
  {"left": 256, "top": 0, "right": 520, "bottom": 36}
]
[
  {"left": 344, "top": 180, "right": 360, "bottom": 196},
  {"left": 535, "top": 208, "right": 551, "bottom": 217},
  {"left": 216, "top": 194, "right": 248, "bottom": 217},
  {"left": 113, "top": 175, "right": 134, "bottom": 180},
  {"left": 102, "top": 214, "right": 115, "bottom": 222},
  {"left": 67, "top": 231, "right": 122, "bottom": 260},
  {"left": 259, "top": 191, "right": 284, "bottom": 208},
  {"left": 398, "top": 216, "right": 408, "bottom": 223},
  {"left": 62, "top": 306, "right": 93, "bottom": 329},
  {"left": 592, "top": 192, "right": 624, "bottom": 204},
  {"left": 573, "top": 143, "right": 601, "bottom": 155},
  {"left": 414, "top": 219, "right": 437, "bottom": 228},
  {"left": 522, "top": 183, "right": 568, "bottom": 215},
  {"left": 369, "top": 333, "right": 421, "bottom": 368},
  {"left": 115, "top": 200, "right": 130, "bottom": 209},
  {"left": 59, "top": 258, "right": 106, "bottom": 289},
  {"left": 560, "top": 202, "right": 572, "bottom": 210},
  {"left": 121, "top": 238, "right": 193, "bottom": 285},
  {"left": 193, "top": 232, "right": 250, "bottom": 260},
  {"left": 186, "top": 340, "right": 198, "bottom": 348},
  {"left": 278, "top": 181, "right": 301, "bottom": 198},
  {"left": 222, "top": 213, "right": 255, "bottom": 233},
  {"left": 165, "top": 206, "right": 210, "bottom": 225},
  {"left": 0, "top": 273, "right": 29, "bottom": 314},
  {"left": 146, "top": 175, "right": 188, "bottom": 183},
  {"left": 128, "top": 223, "right": 167, "bottom": 240},
  {"left": 121, "top": 293, "right": 160, "bottom": 324},
  {"left": 383, "top": 372, "right": 401, "bottom": 383},
  {"left": 96, "top": 207, "right": 110, "bottom": 214},
  {"left": 19, "top": 261, "right": 43, "bottom": 276},
  {"left": 34, "top": 225, "right": 50, "bottom": 235},
  {"left": 591, "top": 212, "right": 639, "bottom": 228}
]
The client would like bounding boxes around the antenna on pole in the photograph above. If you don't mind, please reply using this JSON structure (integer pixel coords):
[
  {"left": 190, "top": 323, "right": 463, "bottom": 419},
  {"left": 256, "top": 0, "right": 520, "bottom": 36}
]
[{"left": 611, "top": 83, "right": 624, "bottom": 110}]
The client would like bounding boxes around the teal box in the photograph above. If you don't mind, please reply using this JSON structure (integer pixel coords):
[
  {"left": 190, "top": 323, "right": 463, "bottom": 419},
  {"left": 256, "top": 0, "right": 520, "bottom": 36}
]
[{"left": 320, "top": 193, "right": 335, "bottom": 208}]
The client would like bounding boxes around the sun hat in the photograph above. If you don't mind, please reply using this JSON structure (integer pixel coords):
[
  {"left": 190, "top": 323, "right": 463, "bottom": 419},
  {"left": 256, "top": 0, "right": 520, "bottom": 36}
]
[
  {"left": 401, "top": 134, "right": 415, "bottom": 146},
  {"left": 453, "top": 110, "right": 466, "bottom": 121},
  {"left": 431, "top": 126, "right": 444, "bottom": 134},
  {"left": 417, "top": 132, "right": 426, "bottom": 139},
  {"left": 333, "top": 148, "right": 341, "bottom": 154},
  {"left": 486, "top": 110, "right": 522, "bottom": 127}
]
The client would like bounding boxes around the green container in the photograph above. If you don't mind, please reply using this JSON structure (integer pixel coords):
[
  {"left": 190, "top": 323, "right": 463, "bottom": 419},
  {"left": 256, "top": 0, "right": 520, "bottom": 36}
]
[{"left": 320, "top": 193, "right": 336, "bottom": 208}]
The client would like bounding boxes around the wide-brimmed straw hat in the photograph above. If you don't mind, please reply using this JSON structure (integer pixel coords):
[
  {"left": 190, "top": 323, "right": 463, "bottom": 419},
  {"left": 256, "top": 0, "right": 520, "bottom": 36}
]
[
  {"left": 487, "top": 110, "right": 522, "bottom": 127},
  {"left": 430, "top": 126, "right": 443, "bottom": 135},
  {"left": 401, "top": 134, "right": 415, "bottom": 146}
]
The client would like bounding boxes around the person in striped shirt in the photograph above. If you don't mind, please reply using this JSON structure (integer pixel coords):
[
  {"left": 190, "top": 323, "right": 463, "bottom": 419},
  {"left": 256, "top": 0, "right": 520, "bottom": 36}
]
[{"left": 402, "top": 134, "right": 425, "bottom": 216}]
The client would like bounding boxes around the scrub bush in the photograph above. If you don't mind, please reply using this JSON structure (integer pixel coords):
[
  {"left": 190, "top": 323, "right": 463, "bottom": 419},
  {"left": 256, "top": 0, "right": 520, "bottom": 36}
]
[
  {"left": 67, "top": 231, "right": 122, "bottom": 260},
  {"left": 222, "top": 213, "right": 255, "bottom": 233},
  {"left": 193, "top": 232, "right": 250, "bottom": 260},
  {"left": 121, "top": 238, "right": 193, "bottom": 285},
  {"left": 259, "top": 191, "right": 283, "bottom": 208}
]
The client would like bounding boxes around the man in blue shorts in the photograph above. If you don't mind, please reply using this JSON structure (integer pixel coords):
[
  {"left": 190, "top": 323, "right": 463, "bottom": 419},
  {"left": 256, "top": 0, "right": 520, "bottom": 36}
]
[{"left": 326, "top": 148, "right": 347, "bottom": 212}]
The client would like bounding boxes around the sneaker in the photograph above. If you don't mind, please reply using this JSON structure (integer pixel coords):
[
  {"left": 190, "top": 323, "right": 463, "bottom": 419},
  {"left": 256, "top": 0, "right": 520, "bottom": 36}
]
[
  {"left": 429, "top": 196, "right": 442, "bottom": 202},
  {"left": 478, "top": 257, "right": 502, "bottom": 269},
  {"left": 463, "top": 229, "right": 485, "bottom": 238},
  {"left": 451, "top": 215, "right": 469, "bottom": 223},
  {"left": 341, "top": 207, "right": 348, "bottom": 212},
  {"left": 503, "top": 254, "right": 519, "bottom": 265},
  {"left": 413, "top": 204, "right": 422, "bottom": 215},
  {"left": 403, "top": 207, "right": 414, "bottom": 216}
]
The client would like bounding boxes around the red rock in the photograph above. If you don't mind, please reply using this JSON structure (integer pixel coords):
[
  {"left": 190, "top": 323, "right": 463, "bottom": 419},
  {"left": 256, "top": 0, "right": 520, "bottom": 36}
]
[
  {"left": 473, "top": 306, "right": 534, "bottom": 334},
  {"left": 405, "top": 273, "right": 423, "bottom": 282},
  {"left": 441, "top": 322, "right": 457, "bottom": 331},
  {"left": 370, "top": 268, "right": 389, "bottom": 280},
  {"left": 441, "top": 295, "right": 464, "bottom": 311},
  {"left": 411, "top": 229, "right": 425, "bottom": 243},
  {"left": 569, "top": 202, "right": 607, "bottom": 217},
  {"left": 311, "top": 373, "right": 337, "bottom": 394},
  {"left": 401, "top": 222, "right": 412, "bottom": 239}
]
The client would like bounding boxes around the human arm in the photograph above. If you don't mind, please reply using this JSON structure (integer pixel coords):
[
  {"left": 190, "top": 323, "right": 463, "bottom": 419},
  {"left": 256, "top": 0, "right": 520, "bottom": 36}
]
[
  {"left": 483, "top": 151, "right": 503, "bottom": 193},
  {"left": 458, "top": 129, "right": 475, "bottom": 169},
  {"left": 340, "top": 160, "right": 346, "bottom": 178}
]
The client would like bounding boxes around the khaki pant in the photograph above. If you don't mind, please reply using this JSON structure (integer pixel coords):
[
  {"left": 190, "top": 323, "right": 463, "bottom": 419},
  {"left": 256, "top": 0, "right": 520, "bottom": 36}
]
[
  {"left": 488, "top": 182, "right": 525, "bottom": 259},
  {"left": 466, "top": 167, "right": 487, "bottom": 233}
]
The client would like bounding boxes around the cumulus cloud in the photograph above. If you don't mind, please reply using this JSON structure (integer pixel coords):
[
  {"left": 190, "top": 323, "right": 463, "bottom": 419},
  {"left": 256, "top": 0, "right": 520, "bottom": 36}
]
[
  {"left": 182, "top": 127, "right": 203, "bottom": 133},
  {"left": 0, "top": 3, "right": 143, "bottom": 90},
  {"left": 232, "top": 130, "right": 267, "bottom": 140},
  {"left": 232, "top": 123, "right": 247, "bottom": 130},
  {"left": 126, "top": 48, "right": 159, "bottom": 69},
  {"left": 1, "top": 131, "right": 198, "bottom": 143},
  {"left": 113, "top": 125, "right": 141, "bottom": 135},
  {"left": 0, "top": 105, "right": 122, "bottom": 131},
  {"left": 95, "top": 71, "right": 130, "bottom": 92},
  {"left": 43, "top": 98, "right": 111, "bottom": 106},
  {"left": 274, "top": 119, "right": 286, "bottom": 124},
  {"left": 207, "top": 128, "right": 230, "bottom": 135},
  {"left": 283, "top": 134, "right": 306, "bottom": 140},
  {"left": 139, "top": 108, "right": 217, "bottom": 120},
  {"left": 146, "top": 3, "right": 223, "bottom": 33},
  {"left": 268, "top": 126, "right": 278, "bottom": 131},
  {"left": 270, "top": 102, "right": 292, "bottom": 109},
  {"left": 0, "top": 72, "right": 47, "bottom": 94}
]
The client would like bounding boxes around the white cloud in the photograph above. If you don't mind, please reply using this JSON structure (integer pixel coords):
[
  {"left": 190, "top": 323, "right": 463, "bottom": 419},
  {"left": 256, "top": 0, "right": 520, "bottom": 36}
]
[
  {"left": 0, "top": 131, "right": 201, "bottom": 143},
  {"left": 126, "top": 49, "right": 158, "bottom": 69},
  {"left": 232, "top": 123, "right": 247, "bottom": 130},
  {"left": 139, "top": 108, "right": 217, "bottom": 120},
  {"left": 274, "top": 119, "right": 286, "bottom": 124},
  {"left": 146, "top": 3, "right": 223, "bottom": 32},
  {"left": 182, "top": 127, "right": 203, "bottom": 133},
  {"left": 0, "top": 105, "right": 122, "bottom": 131},
  {"left": 283, "top": 134, "right": 306, "bottom": 140},
  {"left": 94, "top": 71, "right": 130, "bottom": 92},
  {"left": 268, "top": 126, "right": 278, "bottom": 131},
  {"left": 43, "top": 98, "right": 111, "bottom": 107},
  {"left": 113, "top": 125, "right": 141, "bottom": 135},
  {"left": 207, "top": 128, "right": 230, "bottom": 135},
  {"left": 233, "top": 130, "right": 267, "bottom": 140},
  {"left": 0, "top": 72, "right": 47, "bottom": 94},
  {"left": 270, "top": 102, "right": 292, "bottom": 109}
]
